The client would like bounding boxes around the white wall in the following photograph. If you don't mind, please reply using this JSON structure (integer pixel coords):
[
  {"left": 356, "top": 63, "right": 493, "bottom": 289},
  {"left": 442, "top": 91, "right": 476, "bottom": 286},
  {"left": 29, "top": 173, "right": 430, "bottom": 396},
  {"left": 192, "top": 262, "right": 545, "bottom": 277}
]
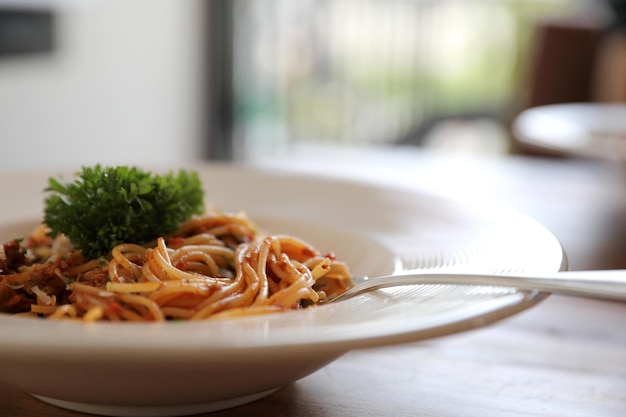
[{"left": 0, "top": 0, "right": 205, "bottom": 172}]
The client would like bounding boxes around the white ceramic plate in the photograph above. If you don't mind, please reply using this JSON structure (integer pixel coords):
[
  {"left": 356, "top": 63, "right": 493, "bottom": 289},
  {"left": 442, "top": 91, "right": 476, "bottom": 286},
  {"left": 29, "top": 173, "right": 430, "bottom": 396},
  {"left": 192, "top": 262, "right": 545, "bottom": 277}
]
[
  {"left": 0, "top": 164, "right": 565, "bottom": 417},
  {"left": 513, "top": 103, "right": 626, "bottom": 160}
]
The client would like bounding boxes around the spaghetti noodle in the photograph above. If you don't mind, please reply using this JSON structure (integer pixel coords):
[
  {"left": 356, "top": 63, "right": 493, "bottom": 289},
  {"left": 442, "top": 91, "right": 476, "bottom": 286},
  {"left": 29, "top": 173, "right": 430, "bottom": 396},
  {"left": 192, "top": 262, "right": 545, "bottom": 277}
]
[{"left": 0, "top": 209, "right": 353, "bottom": 321}]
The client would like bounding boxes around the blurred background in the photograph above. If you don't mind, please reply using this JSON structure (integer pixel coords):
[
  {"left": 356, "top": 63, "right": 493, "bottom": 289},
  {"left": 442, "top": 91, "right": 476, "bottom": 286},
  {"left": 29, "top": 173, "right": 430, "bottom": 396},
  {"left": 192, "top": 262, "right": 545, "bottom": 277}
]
[{"left": 1, "top": 0, "right": 624, "bottom": 170}]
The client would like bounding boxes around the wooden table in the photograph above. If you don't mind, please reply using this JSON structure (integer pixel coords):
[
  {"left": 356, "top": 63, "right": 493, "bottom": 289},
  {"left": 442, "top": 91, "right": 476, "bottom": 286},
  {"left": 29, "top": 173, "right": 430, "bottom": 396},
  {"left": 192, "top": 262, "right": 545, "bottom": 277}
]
[{"left": 2, "top": 146, "right": 626, "bottom": 417}]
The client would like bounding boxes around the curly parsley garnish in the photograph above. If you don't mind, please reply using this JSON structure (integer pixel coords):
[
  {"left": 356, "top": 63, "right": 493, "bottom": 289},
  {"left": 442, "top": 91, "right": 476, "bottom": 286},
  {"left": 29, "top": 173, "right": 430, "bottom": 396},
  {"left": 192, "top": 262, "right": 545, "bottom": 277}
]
[{"left": 43, "top": 165, "right": 204, "bottom": 259}]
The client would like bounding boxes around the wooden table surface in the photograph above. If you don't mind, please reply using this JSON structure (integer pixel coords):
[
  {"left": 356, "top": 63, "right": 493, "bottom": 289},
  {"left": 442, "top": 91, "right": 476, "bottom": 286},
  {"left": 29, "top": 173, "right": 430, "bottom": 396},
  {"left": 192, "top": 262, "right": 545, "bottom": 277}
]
[{"left": 2, "top": 146, "right": 626, "bottom": 417}]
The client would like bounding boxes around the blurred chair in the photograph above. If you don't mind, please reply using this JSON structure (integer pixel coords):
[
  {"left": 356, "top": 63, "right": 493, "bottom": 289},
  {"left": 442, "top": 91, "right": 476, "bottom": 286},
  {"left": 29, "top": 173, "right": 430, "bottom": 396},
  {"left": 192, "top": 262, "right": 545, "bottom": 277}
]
[{"left": 522, "top": 19, "right": 605, "bottom": 108}]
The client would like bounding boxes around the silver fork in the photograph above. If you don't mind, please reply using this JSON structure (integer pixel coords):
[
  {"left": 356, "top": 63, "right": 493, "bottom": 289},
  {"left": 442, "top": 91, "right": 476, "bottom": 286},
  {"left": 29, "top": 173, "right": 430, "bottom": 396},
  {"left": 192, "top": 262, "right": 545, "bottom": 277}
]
[{"left": 321, "top": 269, "right": 626, "bottom": 304}]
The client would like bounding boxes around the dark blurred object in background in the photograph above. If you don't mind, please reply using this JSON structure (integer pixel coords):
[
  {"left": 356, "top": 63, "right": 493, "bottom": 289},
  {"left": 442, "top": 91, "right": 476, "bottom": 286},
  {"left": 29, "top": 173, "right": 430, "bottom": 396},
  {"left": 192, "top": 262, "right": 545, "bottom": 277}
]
[
  {"left": 593, "top": 0, "right": 626, "bottom": 103},
  {"left": 523, "top": 18, "right": 604, "bottom": 108},
  {"left": 0, "top": 8, "right": 55, "bottom": 57},
  {"left": 523, "top": 0, "right": 626, "bottom": 109},
  {"left": 607, "top": 0, "right": 626, "bottom": 28}
]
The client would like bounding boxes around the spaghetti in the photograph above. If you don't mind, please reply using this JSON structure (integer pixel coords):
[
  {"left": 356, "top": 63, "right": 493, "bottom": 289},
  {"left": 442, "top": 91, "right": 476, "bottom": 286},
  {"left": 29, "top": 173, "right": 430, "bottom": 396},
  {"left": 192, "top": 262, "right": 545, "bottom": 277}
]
[{"left": 0, "top": 210, "right": 353, "bottom": 321}]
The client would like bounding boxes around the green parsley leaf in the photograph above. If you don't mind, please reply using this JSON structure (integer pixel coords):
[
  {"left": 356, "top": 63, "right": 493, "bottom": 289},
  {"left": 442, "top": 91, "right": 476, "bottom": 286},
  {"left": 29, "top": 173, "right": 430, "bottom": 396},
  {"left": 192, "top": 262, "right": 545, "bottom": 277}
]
[{"left": 43, "top": 165, "right": 204, "bottom": 259}]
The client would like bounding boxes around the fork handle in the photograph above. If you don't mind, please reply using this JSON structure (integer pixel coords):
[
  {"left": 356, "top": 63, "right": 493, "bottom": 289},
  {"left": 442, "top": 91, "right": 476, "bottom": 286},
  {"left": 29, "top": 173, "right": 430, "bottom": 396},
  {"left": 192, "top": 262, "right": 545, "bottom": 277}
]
[{"left": 331, "top": 269, "right": 626, "bottom": 303}]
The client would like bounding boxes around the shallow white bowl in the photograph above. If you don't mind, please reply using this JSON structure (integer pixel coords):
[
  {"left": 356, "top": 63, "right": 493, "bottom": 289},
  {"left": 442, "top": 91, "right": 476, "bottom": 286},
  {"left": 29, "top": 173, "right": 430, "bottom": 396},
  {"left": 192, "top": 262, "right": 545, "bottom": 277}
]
[{"left": 0, "top": 165, "right": 565, "bottom": 416}]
